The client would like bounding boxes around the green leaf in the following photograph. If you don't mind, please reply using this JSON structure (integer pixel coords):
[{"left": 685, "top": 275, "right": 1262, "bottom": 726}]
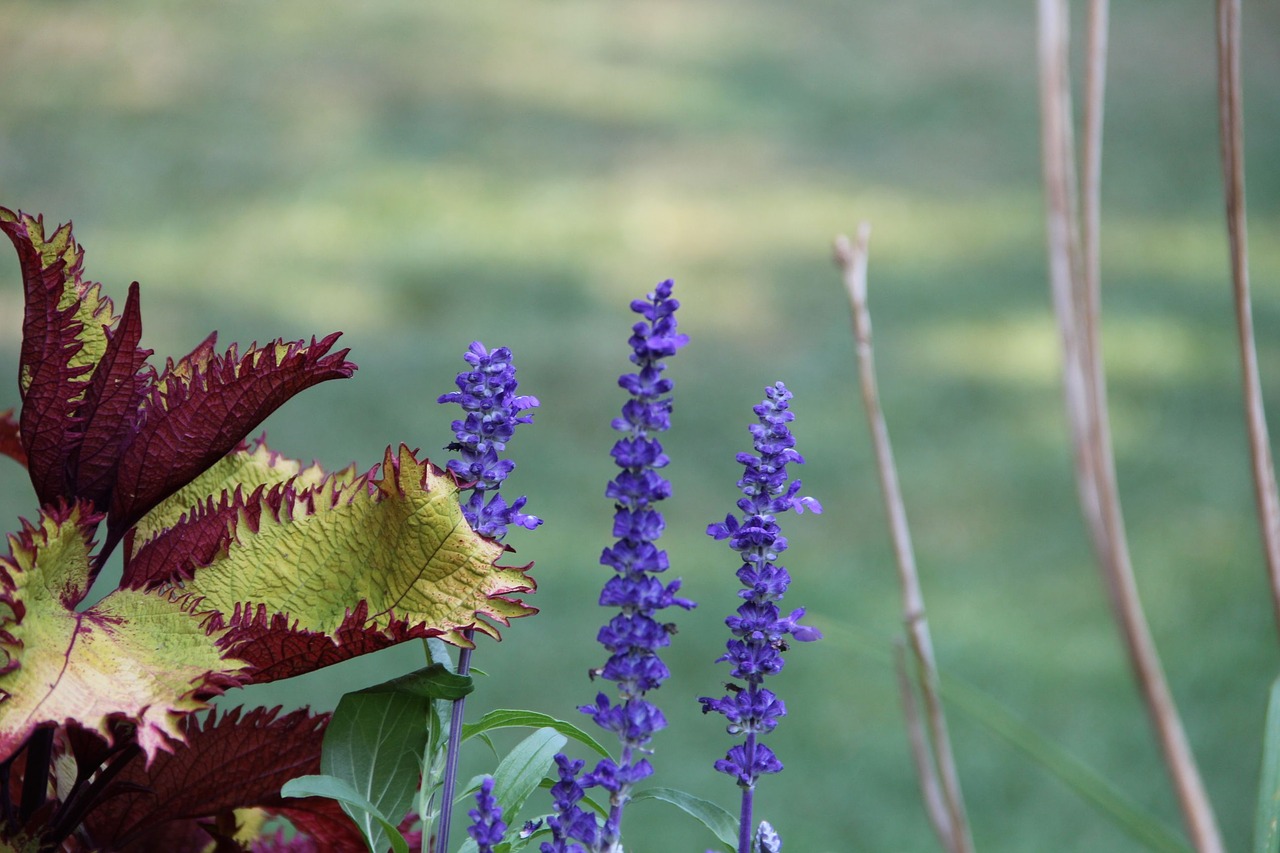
[
  {"left": 1255, "top": 675, "right": 1280, "bottom": 853},
  {"left": 321, "top": 667, "right": 458, "bottom": 853},
  {"left": 369, "top": 663, "right": 475, "bottom": 702},
  {"left": 487, "top": 727, "right": 567, "bottom": 820},
  {"left": 821, "top": 620, "right": 1191, "bottom": 853},
  {"left": 451, "top": 733, "right": 568, "bottom": 853},
  {"left": 417, "top": 639, "right": 459, "bottom": 817},
  {"left": 282, "top": 773, "right": 409, "bottom": 853},
  {"left": 463, "top": 710, "right": 611, "bottom": 759},
  {"left": 940, "top": 674, "right": 1192, "bottom": 853},
  {"left": 632, "top": 786, "right": 737, "bottom": 851}
]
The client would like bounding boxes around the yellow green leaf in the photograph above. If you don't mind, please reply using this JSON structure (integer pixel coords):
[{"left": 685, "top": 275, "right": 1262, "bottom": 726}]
[
  {"left": 0, "top": 502, "right": 246, "bottom": 764},
  {"left": 185, "top": 445, "right": 535, "bottom": 681},
  {"left": 127, "top": 437, "right": 340, "bottom": 557}
]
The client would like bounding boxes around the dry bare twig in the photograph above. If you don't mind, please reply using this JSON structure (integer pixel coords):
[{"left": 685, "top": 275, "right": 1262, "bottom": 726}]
[
  {"left": 893, "top": 641, "right": 952, "bottom": 848},
  {"left": 1215, "top": 0, "right": 1280, "bottom": 634},
  {"left": 1037, "top": 1, "right": 1224, "bottom": 850},
  {"left": 835, "top": 225, "right": 973, "bottom": 853}
]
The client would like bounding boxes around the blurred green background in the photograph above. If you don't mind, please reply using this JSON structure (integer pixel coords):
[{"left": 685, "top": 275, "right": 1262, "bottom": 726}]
[{"left": 2, "top": 1, "right": 1279, "bottom": 850}]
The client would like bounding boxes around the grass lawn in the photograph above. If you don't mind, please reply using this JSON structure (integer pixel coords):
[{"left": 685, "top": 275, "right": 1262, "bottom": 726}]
[{"left": 2, "top": 1, "right": 1279, "bottom": 850}]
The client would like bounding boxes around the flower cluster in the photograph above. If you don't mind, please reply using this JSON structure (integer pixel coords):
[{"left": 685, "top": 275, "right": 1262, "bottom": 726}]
[
  {"left": 438, "top": 341, "right": 541, "bottom": 853},
  {"left": 544, "top": 755, "right": 596, "bottom": 852},
  {"left": 467, "top": 776, "right": 507, "bottom": 853},
  {"left": 438, "top": 341, "right": 542, "bottom": 539},
  {"left": 701, "top": 382, "right": 821, "bottom": 847},
  {"left": 544, "top": 279, "right": 692, "bottom": 851}
]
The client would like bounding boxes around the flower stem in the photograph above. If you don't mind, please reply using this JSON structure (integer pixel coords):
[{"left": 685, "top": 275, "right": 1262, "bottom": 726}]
[
  {"left": 434, "top": 633, "right": 474, "bottom": 853},
  {"left": 738, "top": 736, "right": 756, "bottom": 853}
]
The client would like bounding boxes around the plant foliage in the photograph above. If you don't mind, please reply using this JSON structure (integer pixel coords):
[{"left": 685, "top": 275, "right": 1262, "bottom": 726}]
[{"left": 0, "top": 207, "right": 536, "bottom": 851}]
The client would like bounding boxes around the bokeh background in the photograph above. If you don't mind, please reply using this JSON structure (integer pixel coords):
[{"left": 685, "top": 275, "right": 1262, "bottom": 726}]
[{"left": 2, "top": 2, "right": 1280, "bottom": 850}]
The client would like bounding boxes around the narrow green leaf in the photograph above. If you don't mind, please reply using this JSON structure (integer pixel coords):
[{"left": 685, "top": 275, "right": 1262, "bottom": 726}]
[
  {"left": 1255, "top": 675, "right": 1280, "bottom": 853},
  {"left": 456, "top": 837, "right": 515, "bottom": 853},
  {"left": 472, "top": 731, "right": 499, "bottom": 759},
  {"left": 463, "top": 709, "right": 611, "bottom": 759},
  {"left": 322, "top": 668, "right": 457, "bottom": 853},
  {"left": 488, "top": 728, "right": 568, "bottom": 820},
  {"left": 282, "top": 774, "right": 409, "bottom": 853},
  {"left": 940, "top": 675, "right": 1192, "bottom": 853},
  {"left": 632, "top": 786, "right": 737, "bottom": 851},
  {"left": 451, "top": 738, "right": 569, "bottom": 853},
  {"left": 821, "top": 620, "right": 1191, "bottom": 853}
]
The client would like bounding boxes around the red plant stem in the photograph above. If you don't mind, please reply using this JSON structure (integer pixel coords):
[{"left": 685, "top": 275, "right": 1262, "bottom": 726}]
[{"left": 1216, "top": 0, "right": 1280, "bottom": 635}]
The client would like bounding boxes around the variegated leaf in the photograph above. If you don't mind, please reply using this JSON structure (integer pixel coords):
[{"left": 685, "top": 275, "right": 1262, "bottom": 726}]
[{"left": 0, "top": 502, "right": 247, "bottom": 764}]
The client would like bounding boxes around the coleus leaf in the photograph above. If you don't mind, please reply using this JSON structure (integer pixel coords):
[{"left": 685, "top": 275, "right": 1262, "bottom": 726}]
[
  {"left": 120, "top": 436, "right": 342, "bottom": 590},
  {"left": 0, "top": 206, "right": 544, "bottom": 848},
  {"left": 136, "top": 443, "right": 537, "bottom": 683},
  {"left": 0, "top": 409, "right": 24, "bottom": 468},
  {"left": 268, "top": 798, "right": 378, "bottom": 853},
  {"left": 67, "top": 281, "right": 152, "bottom": 510},
  {"left": 0, "top": 443, "right": 539, "bottom": 766},
  {"left": 81, "top": 705, "right": 365, "bottom": 853},
  {"left": 126, "top": 435, "right": 335, "bottom": 558},
  {"left": 105, "top": 330, "right": 356, "bottom": 551},
  {"left": 0, "top": 208, "right": 118, "bottom": 506},
  {"left": 0, "top": 206, "right": 357, "bottom": 564},
  {"left": 0, "top": 501, "right": 247, "bottom": 764}
]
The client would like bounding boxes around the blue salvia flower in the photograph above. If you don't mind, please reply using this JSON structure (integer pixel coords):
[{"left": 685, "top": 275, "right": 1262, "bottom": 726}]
[
  {"left": 543, "top": 755, "right": 595, "bottom": 853},
  {"left": 436, "top": 341, "right": 540, "bottom": 853},
  {"left": 467, "top": 776, "right": 507, "bottom": 853},
  {"left": 700, "top": 382, "right": 821, "bottom": 852},
  {"left": 544, "top": 279, "right": 691, "bottom": 851},
  {"left": 438, "top": 341, "right": 542, "bottom": 539}
]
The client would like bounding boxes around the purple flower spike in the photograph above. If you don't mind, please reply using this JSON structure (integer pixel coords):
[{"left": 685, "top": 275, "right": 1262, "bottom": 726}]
[
  {"left": 467, "top": 776, "right": 507, "bottom": 853},
  {"left": 436, "top": 342, "right": 540, "bottom": 853},
  {"left": 550, "top": 279, "right": 692, "bottom": 850},
  {"left": 438, "top": 341, "right": 542, "bottom": 540},
  {"left": 700, "top": 382, "right": 821, "bottom": 851},
  {"left": 540, "top": 756, "right": 594, "bottom": 853}
]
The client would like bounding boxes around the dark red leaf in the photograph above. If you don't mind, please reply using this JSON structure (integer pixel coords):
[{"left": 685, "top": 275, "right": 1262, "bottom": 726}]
[
  {"left": 108, "top": 334, "right": 355, "bottom": 542},
  {"left": 68, "top": 282, "right": 153, "bottom": 511},
  {"left": 0, "top": 409, "right": 25, "bottom": 467},
  {"left": 0, "top": 211, "right": 108, "bottom": 505},
  {"left": 264, "top": 799, "right": 370, "bottom": 853},
  {"left": 212, "top": 600, "right": 444, "bottom": 685},
  {"left": 121, "top": 485, "right": 261, "bottom": 591},
  {"left": 82, "top": 706, "right": 332, "bottom": 850},
  {"left": 62, "top": 719, "right": 138, "bottom": 790}
]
